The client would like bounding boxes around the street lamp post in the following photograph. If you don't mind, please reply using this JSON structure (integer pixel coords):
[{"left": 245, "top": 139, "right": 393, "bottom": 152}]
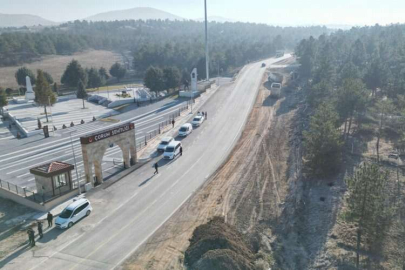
[
  {"left": 204, "top": 0, "right": 209, "bottom": 81},
  {"left": 68, "top": 131, "right": 81, "bottom": 195}
]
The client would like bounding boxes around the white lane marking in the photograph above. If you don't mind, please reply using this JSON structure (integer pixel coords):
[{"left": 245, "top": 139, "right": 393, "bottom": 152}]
[
  {"left": 112, "top": 193, "right": 192, "bottom": 269},
  {"left": 17, "top": 172, "right": 31, "bottom": 178}
]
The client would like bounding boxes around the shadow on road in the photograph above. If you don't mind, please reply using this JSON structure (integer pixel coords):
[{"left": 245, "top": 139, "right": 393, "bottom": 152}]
[
  {"left": 0, "top": 244, "right": 31, "bottom": 268},
  {"left": 139, "top": 175, "right": 157, "bottom": 187},
  {"left": 0, "top": 226, "right": 65, "bottom": 268},
  {"left": 174, "top": 136, "right": 187, "bottom": 141},
  {"left": 37, "top": 226, "right": 65, "bottom": 244}
]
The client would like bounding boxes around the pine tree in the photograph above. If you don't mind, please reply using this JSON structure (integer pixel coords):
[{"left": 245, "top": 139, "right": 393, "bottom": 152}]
[
  {"left": 61, "top": 60, "right": 87, "bottom": 87},
  {"left": 303, "top": 102, "right": 343, "bottom": 176},
  {"left": 163, "top": 67, "right": 181, "bottom": 91},
  {"left": 144, "top": 66, "right": 164, "bottom": 93},
  {"left": 15, "top": 67, "right": 36, "bottom": 87},
  {"left": 76, "top": 80, "right": 88, "bottom": 109},
  {"left": 344, "top": 163, "right": 392, "bottom": 268},
  {"left": 0, "top": 89, "right": 8, "bottom": 114},
  {"left": 52, "top": 82, "right": 58, "bottom": 94},
  {"left": 35, "top": 70, "right": 56, "bottom": 122},
  {"left": 336, "top": 78, "right": 369, "bottom": 139},
  {"left": 109, "top": 63, "right": 127, "bottom": 82},
  {"left": 43, "top": 71, "right": 54, "bottom": 84},
  {"left": 372, "top": 99, "right": 395, "bottom": 162},
  {"left": 86, "top": 67, "right": 102, "bottom": 89}
]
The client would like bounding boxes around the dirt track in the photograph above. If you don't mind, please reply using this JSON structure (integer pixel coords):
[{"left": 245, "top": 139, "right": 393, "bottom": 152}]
[{"left": 121, "top": 69, "right": 299, "bottom": 270}]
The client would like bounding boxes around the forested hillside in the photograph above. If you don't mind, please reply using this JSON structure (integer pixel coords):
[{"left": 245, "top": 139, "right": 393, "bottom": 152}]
[
  {"left": 296, "top": 23, "right": 405, "bottom": 269},
  {"left": 0, "top": 20, "right": 328, "bottom": 76}
]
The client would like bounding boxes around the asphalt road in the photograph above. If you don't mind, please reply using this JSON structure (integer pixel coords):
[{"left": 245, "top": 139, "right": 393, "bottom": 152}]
[{"left": 1, "top": 55, "right": 291, "bottom": 270}]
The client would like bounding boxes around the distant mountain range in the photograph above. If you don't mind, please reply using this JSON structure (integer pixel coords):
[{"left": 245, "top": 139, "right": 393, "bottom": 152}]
[
  {"left": 85, "top": 7, "right": 183, "bottom": 22},
  {"left": 0, "top": 8, "right": 351, "bottom": 29},
  {"left": 0, "top": 13, "right": 56, "bottom": 28}
]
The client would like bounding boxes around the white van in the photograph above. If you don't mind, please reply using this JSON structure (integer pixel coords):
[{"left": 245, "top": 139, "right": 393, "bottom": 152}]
[
  {"left": 178, "top": 123, "right": 193, "bottom": 137},
  {"left": 55, "top": 198, "right": 92, "bottom": 229},
  {"left": 163, "top": 141, "right": 182, "bottom": 160},
  {"left": 157, "top": 137, "right": 174, "bottom": 152}
]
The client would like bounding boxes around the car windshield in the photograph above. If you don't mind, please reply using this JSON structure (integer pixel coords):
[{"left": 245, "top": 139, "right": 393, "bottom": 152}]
[
  {"left": 193, "top": 118, "right": 200, "bottom": 121},
  {"left": 59, "top": 209, "right": 73, "bottom": 219},
  {"left": 160, "top": 141, "right": 169, "bottom": 145},
  {"left": 180, "top": 127, "right": 187, "bottom": 132},
  {"left": 165, "top": 147, "right": 175, "bottom": 152}
]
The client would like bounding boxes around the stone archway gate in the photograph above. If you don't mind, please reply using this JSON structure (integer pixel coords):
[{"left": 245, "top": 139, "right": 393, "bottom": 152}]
[{"left": 80, "top": 122, "right": 137, "bottom": 185}]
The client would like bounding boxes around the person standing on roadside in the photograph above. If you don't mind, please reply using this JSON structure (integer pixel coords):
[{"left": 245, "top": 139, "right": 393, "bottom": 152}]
[
  {"left": 47, "top": 212, "right": 53, "bottom": 228},
  {"left": 180, "top": 146, "right": 183, "bottom": 156},
  {"left": 28, "top": 228, "right": 35, "bottom": 247},
  {"left": 172, "top": 119, "right": 175, "bottom": 128},
  {"left": 154, "top": 162, "right": 159, "bottom": 175},
  {"left": 27, "top": 229, "right": 33, "bottom": 246},
  {"left": 37, "top": 221, "right": 43, "bottom": 239}
]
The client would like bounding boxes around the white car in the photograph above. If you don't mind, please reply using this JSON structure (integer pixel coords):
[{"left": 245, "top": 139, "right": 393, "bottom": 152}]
[
  {"left": 163, "top": 141, "right": 182, "bottom": 160},
  {"left": 191, "top": 115, "right": 205, "bottom": 127},
  {"left": 178, "top": 123, "right": 193, "bottom": 137},
  {"left": 55, "top": 198, "right": 92, "bottom": 229},
  {"left": 157, "top": 137, "right": 174, "bottom": 152}
]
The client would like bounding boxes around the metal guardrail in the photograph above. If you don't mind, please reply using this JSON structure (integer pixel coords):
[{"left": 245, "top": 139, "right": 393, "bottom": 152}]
[
  {"left": 136, "top": 104, "right": 191, "bottom": 151},
  {"left": 0, "top": 178, "right": 76, "bottom": 204}
]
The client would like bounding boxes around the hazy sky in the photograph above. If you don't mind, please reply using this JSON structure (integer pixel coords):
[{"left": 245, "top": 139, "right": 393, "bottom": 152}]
[{"left": 0, "top": 0, "right": 404, "bottom": 26}]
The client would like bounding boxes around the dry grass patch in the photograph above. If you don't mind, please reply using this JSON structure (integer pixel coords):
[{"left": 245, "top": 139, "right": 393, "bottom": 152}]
[{"left": 0, "top": 50, "right": 123, "bottom": 88}]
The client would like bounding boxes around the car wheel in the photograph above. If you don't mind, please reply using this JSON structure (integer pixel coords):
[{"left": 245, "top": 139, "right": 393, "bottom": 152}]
[
  {"left": 68, "top": 222, "right": 73, "bottom": 228},
  {"left": 86, "top": 210, "right": 91, "bottom": 216}
]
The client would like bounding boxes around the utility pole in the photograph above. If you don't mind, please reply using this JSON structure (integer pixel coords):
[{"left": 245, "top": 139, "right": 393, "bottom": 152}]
[
  {"left": 69, "top": 131, "right": 81, "bottom": 195},
  {"left": 204, "top": 0, "right": 209, "bottom": 81}
]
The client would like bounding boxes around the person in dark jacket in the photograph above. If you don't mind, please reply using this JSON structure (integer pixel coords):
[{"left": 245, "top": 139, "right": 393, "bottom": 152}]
[
  {"left": 180, "top": 146, "right": 183, "bottom": 156},
  {"left": 154, "top": 162, "right": 159, "bottom": 175},
  {"left": 172, "top": 119, "right": 175, "bottom": 128},
  {"left": 37, "top": 221, "right": 43, "bottom": 239},
  {"left": 47, "top": 212, "right": 53, "bottom": 227},
  {"left": 27, "top": 228, "right": 35, "bottom": 247}
]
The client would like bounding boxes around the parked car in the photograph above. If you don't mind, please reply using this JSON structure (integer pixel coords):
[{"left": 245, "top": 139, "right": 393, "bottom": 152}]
[
  {"left": 178, "top": 123, "right": 193, "bottom": 137},
  {"left": 157, "top": 137, "right": 174, "bottom": 152},
  {"left": 55, "top": 198, "right": 92, "bottom": 229},
  {"left": 163, "top": 141, "right": 182, "bottom": 160},
  {"left": 191, "top": 115, "right": 205, "bottom": 127}
]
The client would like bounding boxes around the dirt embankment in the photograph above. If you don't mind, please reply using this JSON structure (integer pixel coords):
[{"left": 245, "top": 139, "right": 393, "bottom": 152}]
[
  {"left": 121, "top": 66, "right": 301, "bottom": 270},
  {"left": 184, "top": 217, "right": 255, "bottom": 270}
]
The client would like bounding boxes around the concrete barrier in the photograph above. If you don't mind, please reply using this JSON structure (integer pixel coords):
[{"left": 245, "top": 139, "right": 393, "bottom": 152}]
[
  {"left": 107, "top": 99, "right": 134, "bottom": 108},
  {"left": 0, "top": 187, "right": 79, "bottom": 212}
]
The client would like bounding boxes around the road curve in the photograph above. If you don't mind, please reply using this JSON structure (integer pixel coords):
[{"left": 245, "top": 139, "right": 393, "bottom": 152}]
[{"left": 2, "top": 56, "right": 290, "bottom": 270}]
